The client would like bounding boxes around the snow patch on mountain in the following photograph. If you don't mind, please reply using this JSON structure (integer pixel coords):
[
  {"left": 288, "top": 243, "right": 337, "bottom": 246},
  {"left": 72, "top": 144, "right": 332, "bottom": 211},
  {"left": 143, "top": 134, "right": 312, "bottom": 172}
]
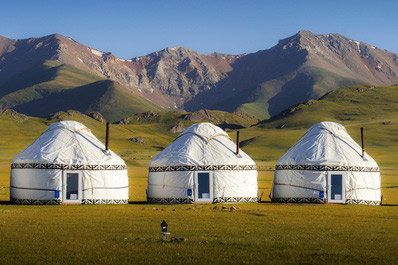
[{"left": 90, "top": 48, "right": 104, "bottom": 57}]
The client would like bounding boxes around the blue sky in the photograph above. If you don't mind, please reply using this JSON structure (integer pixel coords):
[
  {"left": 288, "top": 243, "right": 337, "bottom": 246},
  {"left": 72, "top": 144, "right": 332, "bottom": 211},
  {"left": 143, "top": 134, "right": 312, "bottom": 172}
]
[{"left": 0, "top": 0, "right": 397, "bottom": 58}]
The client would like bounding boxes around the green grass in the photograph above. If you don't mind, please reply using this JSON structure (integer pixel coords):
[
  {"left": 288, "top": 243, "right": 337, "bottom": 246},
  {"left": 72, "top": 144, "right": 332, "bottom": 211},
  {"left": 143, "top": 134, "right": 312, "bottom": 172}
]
[
  {"left": 0, "top": 202, "right": 397, "bottom": 264},
  {"left": 0, "top": 84, "right": 397, "bottom": 264}
]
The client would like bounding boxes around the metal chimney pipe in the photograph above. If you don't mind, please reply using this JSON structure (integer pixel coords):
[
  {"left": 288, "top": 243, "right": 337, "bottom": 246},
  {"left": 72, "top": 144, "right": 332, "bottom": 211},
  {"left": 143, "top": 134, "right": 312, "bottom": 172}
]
[
  {"left": 236, "top": 131, "right": 240, "bottom": 155},
  {"left": 105, "top": 122, "right": 110, "bottom": 151},
  {"left": 361, "top": 127, "right": 365, "bottom": 158}
]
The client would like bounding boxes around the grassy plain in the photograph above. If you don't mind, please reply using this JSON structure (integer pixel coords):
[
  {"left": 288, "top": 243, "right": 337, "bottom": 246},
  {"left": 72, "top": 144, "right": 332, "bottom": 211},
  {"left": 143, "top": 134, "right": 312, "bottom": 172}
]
[
  {"left": 0, "top": 85, "right": 397, "bottom": 264},
  {"left": 0, "top": 165, "right": 397, "bottom": 265}
]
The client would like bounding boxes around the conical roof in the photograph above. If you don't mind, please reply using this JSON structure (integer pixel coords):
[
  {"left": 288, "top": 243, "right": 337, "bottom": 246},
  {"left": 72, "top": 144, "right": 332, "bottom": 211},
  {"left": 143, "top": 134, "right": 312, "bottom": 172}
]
[
  {"left": 13, "top": 121, "right": 125, "bottom": 166},
  {"left": 277, "top": 121, "right": 378, "bottom": 167},
  {"left": 150, "top": 123, "right": 255, "bottom": 167}
]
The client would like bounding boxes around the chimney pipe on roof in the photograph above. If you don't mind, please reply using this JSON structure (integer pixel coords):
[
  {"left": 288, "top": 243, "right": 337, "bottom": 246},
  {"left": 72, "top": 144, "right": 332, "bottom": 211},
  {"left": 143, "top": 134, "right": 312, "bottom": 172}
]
[
  {"left": 361, "top": 127, "right": 365, "bottom": 158},
  {"left": 105, "top": 122, "right": 110, "bottom": 151},
  {"left": 236, "top": 131, "right": 240, "bottom": 155}
]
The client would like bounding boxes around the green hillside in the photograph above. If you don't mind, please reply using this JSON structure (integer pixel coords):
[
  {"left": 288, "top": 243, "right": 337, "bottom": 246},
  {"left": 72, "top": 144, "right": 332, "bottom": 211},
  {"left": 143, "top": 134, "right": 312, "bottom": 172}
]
[
  {"left": 0, "top": 60, "right": 162, "bottom": 122},
  {"left": 213, "top": 66, "right": 364, "bottom": 120},
  {"left": 15, "top": 80, "right": 163, "bottom": 122},
  {"left": 259, "top": 84, "right": 398, "bottom": 129},
  {"left": 0, "top": 60, "right": 102, "bottom": 106}
]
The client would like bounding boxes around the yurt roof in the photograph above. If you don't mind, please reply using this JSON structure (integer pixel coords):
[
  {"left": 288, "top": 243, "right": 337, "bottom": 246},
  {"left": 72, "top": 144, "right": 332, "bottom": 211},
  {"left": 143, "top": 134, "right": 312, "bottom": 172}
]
[
  {"left": 150, "top": 123, "right": 256, "bottom": 167},
  {"left": 277, "top": 121, "right": 378, "bottom": 168},
  {"left": 178, "top": 122, "right": 230, "bottom": 142},
  {"left": 13, "top": 121, "right": 126, "bottom": 166}
]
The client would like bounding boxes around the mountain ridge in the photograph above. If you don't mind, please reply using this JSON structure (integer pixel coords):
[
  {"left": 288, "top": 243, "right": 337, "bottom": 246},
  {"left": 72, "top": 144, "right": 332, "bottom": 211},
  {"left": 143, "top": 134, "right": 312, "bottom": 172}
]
[{"left": 0, "top": 31, "right": 397, "bottom": 119}]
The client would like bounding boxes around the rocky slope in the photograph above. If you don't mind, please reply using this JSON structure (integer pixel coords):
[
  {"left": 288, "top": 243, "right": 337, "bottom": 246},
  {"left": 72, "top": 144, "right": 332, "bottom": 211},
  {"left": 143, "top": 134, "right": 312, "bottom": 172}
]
[{"left": 0, "top": 34, "right": 238, "bottom": 108}]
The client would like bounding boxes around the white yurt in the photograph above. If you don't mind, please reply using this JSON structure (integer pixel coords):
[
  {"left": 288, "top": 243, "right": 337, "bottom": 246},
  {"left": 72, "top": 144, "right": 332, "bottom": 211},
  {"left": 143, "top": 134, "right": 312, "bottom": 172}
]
[
  {"left": 147, "top": 123, "right": 258, "bottom": 204},
  {"left": 10, "top": 121, "right": 129, "bottom": 205},
  {"left": 272, "top": 122, "right": 381, "bottom": 205}
]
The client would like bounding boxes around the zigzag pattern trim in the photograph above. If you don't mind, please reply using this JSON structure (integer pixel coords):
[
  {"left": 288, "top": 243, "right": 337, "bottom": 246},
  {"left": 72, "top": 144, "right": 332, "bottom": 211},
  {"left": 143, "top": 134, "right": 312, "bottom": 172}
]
[
  {"left": 147, "top": 197, "right": 194, "bottom": 204},
  {"left": 149, "top": 164, "right": 257, "bottom": 172},
  {"left": 11, "top": 163, "right": 127, "bottom": 170},
  {"left": 272, "top": 197, "right": 380, "bottom": 205},
  {"left": 272, "top": 197, "right": 327, "bottom": 204},
  {"left": 346, "top": 199, "right": 380, "bottom": 205},
  {"left": 10, "top": 197, "right": 129, "bottom": 205},
  {"left": 213, "top": 197, "right": 258, "bottom": 203},
  {"left": 82, "top": 199, "right": 128, "bottom": 205},
  {"left": 11, "top": 197, "right": 61, "bottom": 205},
  {"left": 275, "top": 164, "right": 380, "bottom": 172},
  {"left": 147, "top": 197, "right": 258, "bottom": 204}
]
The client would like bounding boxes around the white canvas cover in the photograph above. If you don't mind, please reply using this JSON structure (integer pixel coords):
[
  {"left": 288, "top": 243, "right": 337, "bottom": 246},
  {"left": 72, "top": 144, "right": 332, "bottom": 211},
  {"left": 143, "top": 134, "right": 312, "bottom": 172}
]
[
  {"left": 10, "top": 121, "right": 129, "bottom": 204},
  {"left": 272, "top": 121, "right": 381, "bottom": 205},
  {"left": 147, "top": 123, "right": 258, "bottom": 204}
]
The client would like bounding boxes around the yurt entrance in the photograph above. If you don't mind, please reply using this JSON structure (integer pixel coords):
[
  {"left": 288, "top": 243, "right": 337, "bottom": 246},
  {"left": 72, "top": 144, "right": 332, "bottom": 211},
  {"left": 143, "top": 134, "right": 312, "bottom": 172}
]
[
  {"left": 62, "top": 171, "right": 82, "bottom": 204},
  {"left": 327, "top": 172, "right": 345, "bottom": 204},
  {"left": 195, "top": 171, "right": 213, "bottom": 202}
]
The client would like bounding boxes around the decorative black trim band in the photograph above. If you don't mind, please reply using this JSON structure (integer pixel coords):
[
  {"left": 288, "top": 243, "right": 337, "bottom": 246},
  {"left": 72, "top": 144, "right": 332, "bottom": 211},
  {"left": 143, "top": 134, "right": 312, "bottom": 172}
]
[
  {"left": 11, "top": 197, "right": 61, "bottom": 205},
  {"left": 272, "top": 197, "right": 327, "bottom": 204},
  {"left": 345, "top": 199, "right": 380, "bottom": 205},
  {"left": 147, "top": 197, "right": 194, "bottom": 204},
  {"left": 10, "top": 197, "right": 129, "bottom": 205},
  {"left": 10, "top": 186, "right": 57, "bottom": 192},
  {"left": 149, "top": 164, "right": 257, "bottom": 172},
  {"left": 213, "top": 197, "right": 258, "bottom": 203},
  {"left": 11, "top": 163, "right": 127, "bottom": 170},
  {"left": 271, "top": 197, "right": 380, "bottom": 205},
  {"left": 82, "top": 199, "right": 128, "bottom": 205},
  {"left": 147, "top": 197, "right": 258, "bottom": 204},
  {"left": 275, "top": 164, "right": 380, "bottom": 172}
]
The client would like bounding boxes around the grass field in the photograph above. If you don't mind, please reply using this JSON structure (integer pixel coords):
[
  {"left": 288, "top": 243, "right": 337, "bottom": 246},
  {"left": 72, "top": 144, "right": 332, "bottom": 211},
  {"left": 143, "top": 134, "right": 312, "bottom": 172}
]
[
  {"left": 0, "top": 168, "right": 397, "bottom": 264},
  {"left": 0, "top": 85, "right": 397, "bottom": 264}
]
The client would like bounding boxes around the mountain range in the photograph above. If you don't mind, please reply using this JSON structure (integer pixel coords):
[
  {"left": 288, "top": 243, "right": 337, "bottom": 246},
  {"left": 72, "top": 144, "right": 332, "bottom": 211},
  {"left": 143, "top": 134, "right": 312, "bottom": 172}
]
[{"left": 0, "top": 30, "right": 397, "bottom": 121}]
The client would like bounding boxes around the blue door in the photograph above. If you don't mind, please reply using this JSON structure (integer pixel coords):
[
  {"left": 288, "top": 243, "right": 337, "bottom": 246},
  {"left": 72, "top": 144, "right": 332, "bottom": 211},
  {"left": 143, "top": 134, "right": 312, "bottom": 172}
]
[
  {"left": 328, "top": 173, "right": 345, "bottom": 203},
  {"left": 63, "top": 171, "right": 82, "bottom": 203},
  {"left": 196, "top": 172, "right": 212, "bottom": 202}
]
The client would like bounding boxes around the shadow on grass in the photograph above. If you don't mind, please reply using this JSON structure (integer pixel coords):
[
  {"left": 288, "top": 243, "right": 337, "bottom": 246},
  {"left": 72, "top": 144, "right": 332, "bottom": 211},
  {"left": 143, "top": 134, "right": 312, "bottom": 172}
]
[
  {"left": 129, "top": 201, "right": 148, "bottom": 204},
  {"left": 217, "top": 123, "right": 245, "bottom": 130},
  {"left": 244, "top": 212, "right": 267, "bottom": 217},
  {"left": 381, "top": 204, "right": 398, "bottom": 207},
  {"left": 0, "top": 200, "right": 11, "bottom": 205},
  {"left": 151, "top": 146, "right": 165, "bottom": 151}
]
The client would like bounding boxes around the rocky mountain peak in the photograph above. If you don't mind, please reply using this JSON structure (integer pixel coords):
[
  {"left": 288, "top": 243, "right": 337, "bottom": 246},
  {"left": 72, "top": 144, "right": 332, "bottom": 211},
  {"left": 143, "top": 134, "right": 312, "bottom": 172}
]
[
  {"left": 277, "top": 30, "right": 348, "bottom": 51},
  {"left": 44, "top": 33, "right": 64, "bottom": 40},
  {"left": 148, "top": 46, "right": 200, "bottom": 60}
]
